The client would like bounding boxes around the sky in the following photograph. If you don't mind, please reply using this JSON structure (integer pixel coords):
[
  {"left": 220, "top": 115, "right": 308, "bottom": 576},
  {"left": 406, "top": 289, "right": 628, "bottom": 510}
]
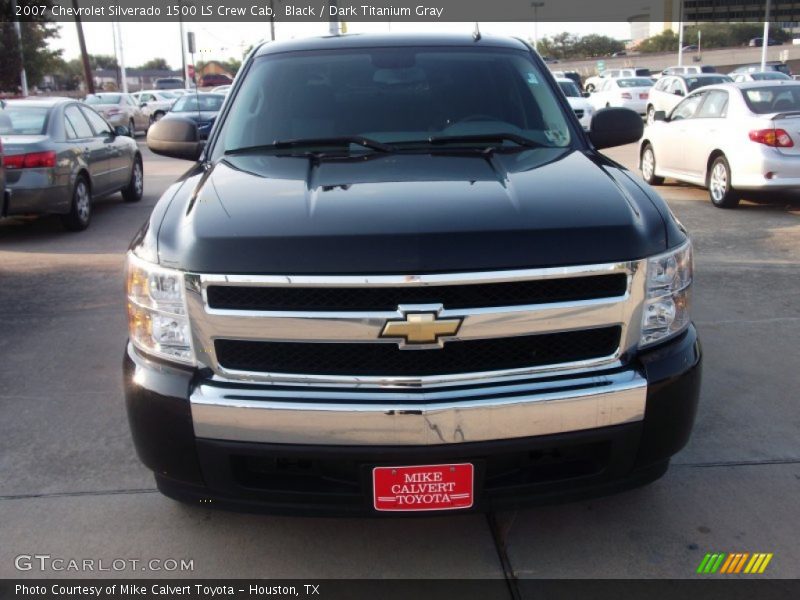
[{"left": 52, "top": 21, "right": 632, "bottom": 69}]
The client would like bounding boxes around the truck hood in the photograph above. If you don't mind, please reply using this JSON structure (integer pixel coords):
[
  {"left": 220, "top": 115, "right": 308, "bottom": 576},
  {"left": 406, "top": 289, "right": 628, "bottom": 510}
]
[{"left": 156, "top": 148, "right": 668, "bottom": 274}]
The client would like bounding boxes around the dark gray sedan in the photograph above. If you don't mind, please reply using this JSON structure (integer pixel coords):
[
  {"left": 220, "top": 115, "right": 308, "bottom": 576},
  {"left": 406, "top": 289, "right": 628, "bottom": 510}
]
[{"left": 0, "top": 97, "right": 142, "bottom": 231}]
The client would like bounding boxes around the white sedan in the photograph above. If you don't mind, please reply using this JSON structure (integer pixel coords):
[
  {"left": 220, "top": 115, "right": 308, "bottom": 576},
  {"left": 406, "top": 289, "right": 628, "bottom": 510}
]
[
  {"left": 639, "top": 81, "right": 800, "bottom": 208},
  {"left": 555, "top": 78, "right": 594, "bottom": 130},
  {"left": 589, "top": 77, "right": 652, "bottom": 115},
  {"left": 132, "top": 90, "right": 178, "bottom": 123}
]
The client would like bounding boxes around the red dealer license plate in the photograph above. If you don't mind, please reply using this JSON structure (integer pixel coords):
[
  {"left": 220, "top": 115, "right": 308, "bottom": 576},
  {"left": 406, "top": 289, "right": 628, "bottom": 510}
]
[{"left": 373, "top": 463, "right": 474, "bottom": 512}]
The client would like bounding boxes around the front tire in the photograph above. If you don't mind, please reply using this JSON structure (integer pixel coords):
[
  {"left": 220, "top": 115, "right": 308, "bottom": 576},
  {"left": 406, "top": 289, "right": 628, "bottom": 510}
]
[
  {"left": 585, "top": 84, "right": 595, "bottom": 93},
  {"left": 122, "top": 156, "right": 144, "bottom": 203},
  {"left": 708, "top": 156, "right": 740, "bottom": 208},
  {"left": 61, "top": 176, "right": 91, "bottom": 231},
  {"left": 128, "top": 118, "right": 136, "bottom": 137},
  {"left": 646, "top": 105, "right": 655, "bottom": 125},
  {"left": 640, "top": 144, "right": 664, "bottom": 185}
]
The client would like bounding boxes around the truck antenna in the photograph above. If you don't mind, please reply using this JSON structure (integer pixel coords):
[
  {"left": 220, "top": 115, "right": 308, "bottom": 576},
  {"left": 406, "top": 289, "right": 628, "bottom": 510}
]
[{"left": 473, "top": 22, "right": 481, "bottom": 41}]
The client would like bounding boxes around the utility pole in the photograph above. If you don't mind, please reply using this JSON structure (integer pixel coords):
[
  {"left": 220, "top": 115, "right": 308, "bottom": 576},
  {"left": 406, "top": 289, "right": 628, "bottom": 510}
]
[
  {"left": 761, "top": 0, "right": 771, "bottom": 72},
  {"left": 10, "top": 0, "right": 29, "bottom": 96},
  {"left": 179, "top": 18, "right": 189, "bottom": 89},
  {"left": 531, "top": 2, "right": 545, "bottom": 52},
  {"left": 114, "top": 21, "right": 128, "bottom": 93},
  {"left": 72, "top": 0, "right": 95, "bottom": 94}
]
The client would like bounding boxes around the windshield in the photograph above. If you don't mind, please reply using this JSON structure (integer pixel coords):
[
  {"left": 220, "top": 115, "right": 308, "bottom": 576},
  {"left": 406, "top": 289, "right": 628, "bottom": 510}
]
[
  {"left": 743, "top": 85, "right": 800, "bottom": 113},
  {"left": 171, "top": 94, "right": 225, "bottom": 112},
  {"left": 686, "top": 76, "right": 731, "bottom": 91},
  {"left": 217, "top": 47, "right": 573, "bottom": 155},
  {"left": 617, "top": 78, "right": 653, "bottom": 88},
  {"left": 84, "top": 94, "right": 120, "bottom": 105},
  {"left": 558, "top": 80, "right": 581, "bottom": 97},
  {"left": 753, "top": 72, "right": 791, "bottom": 81},
  {"left": 0, "top": 106, "right": 49, "bottom": 135}
]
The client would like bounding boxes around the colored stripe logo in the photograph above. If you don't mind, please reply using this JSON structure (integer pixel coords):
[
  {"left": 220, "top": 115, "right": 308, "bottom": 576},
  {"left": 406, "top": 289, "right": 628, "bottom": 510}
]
[{"left": 697, "top": 552, "right": 773, "bottom": 574}]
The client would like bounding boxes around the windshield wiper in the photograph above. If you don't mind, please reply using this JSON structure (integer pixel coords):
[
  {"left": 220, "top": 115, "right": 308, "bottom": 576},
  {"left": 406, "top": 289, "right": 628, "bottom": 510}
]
[
  {"left": 225, "top": 136, "right": 395, "bottom": 156},
  {"left": 423, "top": 133, "right": 542, "bottom": 148}
]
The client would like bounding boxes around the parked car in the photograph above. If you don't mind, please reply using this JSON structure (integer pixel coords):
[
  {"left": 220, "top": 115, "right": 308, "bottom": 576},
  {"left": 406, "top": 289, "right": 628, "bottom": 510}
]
[
  {"left": 154, "top": 77, "right": 185, "bottom": 90},
  {"left": 131, "top": 90, "right": 178, "bottom": 122},
  {"left": 682, "top": 45, "right": 699, "bottom": 52},
  {"left": 556, "top": 77, "right": 594, "bottom": 130},
  {"left": 748, "top": 37, "right": 783, "bottom": 47},
  {"left": 550, "top": 70, "right": 582, "bottom": 89},
  {"left": 200, "top": 73, "right": 233, "bottom": 88},
  {"left": 584, "top": 67, "right": 651, "bottom": 92},
  {"left": 83, "top": 93, "right": 149, "bottom": 136},
  {"left": 646, "top": 73, "right": 732, "bottom": 123},
  {"left": 589, "top": 77, "right": 652, "bottom": 114},
  {"left": 640, "top": 81, "right": 800, "bottom": 208},
  {"left": 657, "top": 65, "right": 716, "bottom": 79},
  {"left": 729, "top": 62, "right": 792, "bottom": 78},
  {"left": 0, "top": 97, "right": 142, "bottom": 230},
  {"left": 732, "top": 71, "right": 792, "bottom": 83},
  {"left": 0, "top": 100, "right": 6, "bottom": 217},
  {"left": 137, "top": 33, "right": 700, "bottom": 515},
  {"left": 160, "top": 92, "right": 225, "bottom": 139}
]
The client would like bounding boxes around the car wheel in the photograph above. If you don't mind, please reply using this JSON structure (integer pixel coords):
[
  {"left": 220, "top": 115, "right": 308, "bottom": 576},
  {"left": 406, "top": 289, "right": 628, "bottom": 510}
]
[
  {"left": 640, "top": 144, "right": 665, "bottom": 185},
  {"left": 61, "top": 176, "right": 91, "bottom": 231},
  {"left": 585, "top": 84, "right": 595, "bottom": 93},
  {"left": 153, "top": 111, "right": 165, "bottom": 122},
  {"left": 122, "top": 156, "right": 144, "bottom": 203},
  {"left": 129, "top": 118, "right": 136, "bottom": 137},
  {"left": 646, "top": 105, "right": 655, "bottom": 124},
  {"left": 708, "top": 156, "right": 740, "bottom": 208}
]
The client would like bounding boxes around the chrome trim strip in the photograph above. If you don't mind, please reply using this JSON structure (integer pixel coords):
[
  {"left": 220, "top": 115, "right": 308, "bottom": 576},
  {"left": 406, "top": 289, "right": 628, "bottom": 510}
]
[
  {"left": 190, "top": 370, "right": 648, "bottom": 445},
  {"left": 185, "top": 260, "right": 646, "bottom": 389}
]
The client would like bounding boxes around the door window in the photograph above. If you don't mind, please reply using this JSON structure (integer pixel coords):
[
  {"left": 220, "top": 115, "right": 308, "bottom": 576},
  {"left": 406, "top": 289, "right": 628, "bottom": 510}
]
[
  {"left": 670, "top": 93, "right": 706, "bottom": 121},
  {"left": 64, "top": 104, "right": 94, "bottom": 138},
  {"left": 81, "top": 106, "right": 113, "bottom": 136},
  {"left": 696, "top": 90, "right": 729, "bottom": 118}
]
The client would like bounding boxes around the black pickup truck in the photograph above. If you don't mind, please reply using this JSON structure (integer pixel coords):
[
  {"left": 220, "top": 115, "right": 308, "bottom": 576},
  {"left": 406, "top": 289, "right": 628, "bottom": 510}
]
[{"left": 128, "top": 34, "right": 701, "bottom": 515}]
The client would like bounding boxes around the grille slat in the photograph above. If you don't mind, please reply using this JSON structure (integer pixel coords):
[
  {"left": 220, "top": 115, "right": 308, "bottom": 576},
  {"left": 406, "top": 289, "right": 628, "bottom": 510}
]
[
  {"left": 206, "top": 274, "right": 627, "bottom": 312},
  {"left": 214, "top": 327, "right": 621, "bottom": 377}
]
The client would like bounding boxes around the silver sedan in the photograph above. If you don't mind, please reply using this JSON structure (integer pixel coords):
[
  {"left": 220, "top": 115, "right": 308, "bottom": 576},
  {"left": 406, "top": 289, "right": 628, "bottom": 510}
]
[
  {"left": 639, "top": 81, "right": 800, "bottom": 208},
  {"left": 0, "top": 97, "right": 143, "bottom": 231},
  {"left": 83, "top": 92, "right": 150, "bottom": 136}
]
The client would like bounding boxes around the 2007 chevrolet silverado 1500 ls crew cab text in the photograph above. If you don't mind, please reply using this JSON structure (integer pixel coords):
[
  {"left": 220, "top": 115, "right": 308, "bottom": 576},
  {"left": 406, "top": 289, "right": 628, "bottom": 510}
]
[{"left": 127, "top": 34, "right": 701, "bottom": 515}]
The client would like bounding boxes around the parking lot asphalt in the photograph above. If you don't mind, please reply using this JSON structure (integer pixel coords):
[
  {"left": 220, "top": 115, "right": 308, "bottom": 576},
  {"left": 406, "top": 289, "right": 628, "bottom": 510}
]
[{"left": 1, "top": 140, "right": 798, "bottom": 583}]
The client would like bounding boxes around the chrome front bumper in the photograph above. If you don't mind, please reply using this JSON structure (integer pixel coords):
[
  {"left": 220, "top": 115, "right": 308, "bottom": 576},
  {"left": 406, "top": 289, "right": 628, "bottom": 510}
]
[{"left": 190, "top": 369, "right": 647, "bottom": 446}]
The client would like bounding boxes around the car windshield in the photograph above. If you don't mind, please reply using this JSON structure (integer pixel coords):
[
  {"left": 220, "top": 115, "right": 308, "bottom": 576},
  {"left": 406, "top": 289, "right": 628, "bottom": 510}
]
[
  {"left": 753, "top": 72, "right": 790, "bottom": 81},
  {"left": 0, "top": 106, "right": 49, "bottom": 135},
  {"left": 557, "top": 80, "right": 581, "bottom": 97},
  {"left": 217, "top": 47, "right": 573, "bottom": 155},
  {"left": 617, "top": 78, "right": 653, "bottom": 88},
  {"left": 686, "top": 76, "right": 731, "bottom": 91},
  {"left": 84, "top": 94, "right": 121, "bottom": 105},
  {"left": 171, "top": 94, "right": 225, "bottom": 112},
  {"left": 743, "top": 85, "right": 800, "bottom": 113}
]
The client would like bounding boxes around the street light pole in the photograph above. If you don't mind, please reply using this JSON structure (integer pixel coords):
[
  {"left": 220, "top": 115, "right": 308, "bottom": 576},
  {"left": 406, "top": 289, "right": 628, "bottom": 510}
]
[
  {"left": 761, "top": 0, "right": 771, "bottom": 72},
  {"left": 531, "top": 2, "right": 545, "bottom": 52},
  {"left": 677, "top": 0, "right": 684, "bottom": 67},
  {"left": 10, "top": 0, "right": 29, "bottom": 96}
]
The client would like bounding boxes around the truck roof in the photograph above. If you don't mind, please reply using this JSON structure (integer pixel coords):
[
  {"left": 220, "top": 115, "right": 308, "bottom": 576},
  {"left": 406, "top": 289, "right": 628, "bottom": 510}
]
[{"left": 254, "top": 33, "right": 530, "bottom": 57}]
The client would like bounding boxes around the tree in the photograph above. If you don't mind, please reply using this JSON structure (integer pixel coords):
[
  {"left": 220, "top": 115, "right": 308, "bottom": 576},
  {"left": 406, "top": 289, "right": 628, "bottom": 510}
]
[
  {"left": 139, "top": 57, "right": 171, "bottom": 71},
  {"left": 636, "top": 30, "right": 679, "bottom": 53},
  {"left": 536, "top": 32, "right": 624, "bottom": 60},
  {"left": 636, "top": 23, "right": 791, "bottom": 53},
  {"left": 0, "top": 0, "right": 62, "bottom": 92},
  {"left": 89, "top": 54, "right": 119, "bottom": 70}
]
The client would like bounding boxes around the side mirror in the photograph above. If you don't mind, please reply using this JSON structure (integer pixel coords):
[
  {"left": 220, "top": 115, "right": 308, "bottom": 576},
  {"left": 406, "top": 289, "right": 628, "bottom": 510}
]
[
  {"left": 114, "top": 125, "right": 132, "bottom": 137},
  {"left": 674, "top": 89, "right": 685, "bottom": 96},
  {"left": 139, "top": 102, "right": 147, "bottom": 108},
  {"left": 582, "top": 91, "right": 591, "bottom": 98},
  {"left": 146, "top": 116, "right": 204, "bottom": 161},
  {"left": 654, "top": 110, "right": 667, "bottom": 122},
  {"left": 589, "top": 107, "right": 644, "bottom": 150}
]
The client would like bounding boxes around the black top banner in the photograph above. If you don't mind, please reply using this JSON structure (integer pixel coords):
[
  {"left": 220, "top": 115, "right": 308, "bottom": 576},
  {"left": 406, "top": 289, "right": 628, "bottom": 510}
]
[{"left": 7, "top": 0, "right": 795, "bottom": 23}]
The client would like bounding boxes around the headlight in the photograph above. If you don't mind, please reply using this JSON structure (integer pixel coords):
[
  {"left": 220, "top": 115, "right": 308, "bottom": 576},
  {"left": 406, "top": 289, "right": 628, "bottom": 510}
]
[
  {"left": 640, "top": 241, "right": 693, "bottom": 348},
  {"left": 126, "top": 253, "right": 195, "bottom": 365}
]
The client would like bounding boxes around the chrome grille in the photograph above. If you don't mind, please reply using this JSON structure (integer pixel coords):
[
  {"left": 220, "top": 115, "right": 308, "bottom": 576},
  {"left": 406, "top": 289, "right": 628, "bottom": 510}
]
[{"left": 185, "top": 261, "right": 646, "bottom": 389}]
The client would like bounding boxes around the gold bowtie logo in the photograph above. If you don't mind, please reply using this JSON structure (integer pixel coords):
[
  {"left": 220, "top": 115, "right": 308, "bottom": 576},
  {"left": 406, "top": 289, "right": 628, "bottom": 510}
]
[{"left": 380, "top": 312, "right": 462, "bottom": 347}]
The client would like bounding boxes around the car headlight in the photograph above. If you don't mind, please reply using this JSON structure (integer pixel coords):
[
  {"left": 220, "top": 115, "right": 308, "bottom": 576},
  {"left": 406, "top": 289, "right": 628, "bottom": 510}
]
[
  {"left": 126, "top": 253, "right": 195, "bottom": 365},
  {"left": 640, "top": 240, "right": 693, "bottom": 348}
]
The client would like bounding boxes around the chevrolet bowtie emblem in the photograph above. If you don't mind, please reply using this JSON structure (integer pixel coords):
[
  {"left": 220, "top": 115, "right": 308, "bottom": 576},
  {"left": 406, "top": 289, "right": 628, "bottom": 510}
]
[{"left": 380, "top": 312, "right": 462, "bottom": 348}]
